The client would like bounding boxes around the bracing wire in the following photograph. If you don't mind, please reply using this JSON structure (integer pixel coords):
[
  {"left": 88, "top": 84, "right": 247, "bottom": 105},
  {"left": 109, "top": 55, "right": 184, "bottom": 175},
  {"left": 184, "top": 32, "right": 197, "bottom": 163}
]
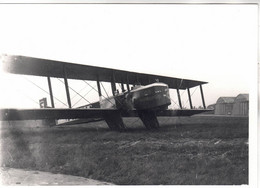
[
  {"left": 72, "top": 84, "right": 97, "bottom": 107},
  {"left": 57, "top": 78, "right": 91, "bottom": 104},
  {"left": 183, "top": 87, "right": 198, "bottom": 108},
  {"left": 83, "top": 80, "right": 99, "bottom": 93},
  {"left": 100, "top": 82, "right": 123, "bottom": 106},
  {"left": 163, "top": 87, "right": 199, "bottom": 125},
  {"left": 171, "top": 89, "right": 185, "bottom": 109},
  {"left": 180, "top": 90, "right": 187, "bottom": 108},
  {"left": 71, "top": 84, "right": 89, "bottom": 100},
  {"left": 100, "top": 82, "right": 110, "bottom": 99},
  {"left": 84, "top": 80, "right": 115, "bottom": 106},
  {"left": 100, "top": 82, "right": 118, "bottom": 106},
  {"left": 16, "top": 89, "right": 40, "bottom": 106},
  {"left": 181, "top": 90, "right": 186, "bottom": 97},
  {"left": 181, "top": 90, "right": 187, "bottom": 109},
  {"left": 168, "top": 89, "right": 178, "bottom": 109},
  {"left": 23, "top": 76, "right": 68, "bottom": 107},
  {"left": 23, "top": 76, "right": 50, "bottom": 95},
  {"left": 170, "top": 98, "right": 178, "bottom": 109}
]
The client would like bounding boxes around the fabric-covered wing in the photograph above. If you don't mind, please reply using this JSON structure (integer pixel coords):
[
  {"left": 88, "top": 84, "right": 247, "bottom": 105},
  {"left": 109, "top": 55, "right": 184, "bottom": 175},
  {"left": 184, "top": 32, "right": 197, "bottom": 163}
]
[
  {"left": 2, "top": 55, "right": 207, "bottom": 89},
  {"left": 0, "top": 108, "right": 212, "bottom": 121},
  {"left": 0, "top": 108, "right": 118, "bottom": 121},
  {"left": 156, "top": 109, "right": 212, "bottom": 116},
  {"left": 121, "top": 109, "right": 212, "bottom": 117}
]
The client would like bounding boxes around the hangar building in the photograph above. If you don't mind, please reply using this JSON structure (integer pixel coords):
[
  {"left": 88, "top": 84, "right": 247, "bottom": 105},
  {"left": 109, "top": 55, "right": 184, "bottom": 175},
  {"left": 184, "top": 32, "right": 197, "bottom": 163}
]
[
  {"left": 232, "top": 94, "right": 249, "bottom": 116},
  {"left": 214, "top": 94, "right": 249, "bottom": 116},
  {"left": 215, "top": 97, "right": 235, "bottom": 115}
]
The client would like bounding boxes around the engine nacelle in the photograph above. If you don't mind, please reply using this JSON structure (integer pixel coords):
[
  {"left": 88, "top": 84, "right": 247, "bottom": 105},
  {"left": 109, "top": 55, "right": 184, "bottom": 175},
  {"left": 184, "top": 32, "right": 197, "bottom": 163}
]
[{"left": 130, "top": 83, "right": 171, "bottom": 110}]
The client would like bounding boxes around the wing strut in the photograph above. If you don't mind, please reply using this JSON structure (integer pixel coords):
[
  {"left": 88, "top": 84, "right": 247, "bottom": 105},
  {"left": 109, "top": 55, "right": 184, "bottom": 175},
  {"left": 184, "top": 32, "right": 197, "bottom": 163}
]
[
  {"left": 121, "top": 82, "right": 125, "bottom": 92},
  {"left": 126, "top": 74, "right": 130, "bottom": 91},
  {"left": 63, "top": 66, "right": 72, "bottom": 108},
  {"left": 111, "top": 71, "right": 116, "bottom": 96},
  {"left": 96, "top": 75, "right": 102, "bottom": 98},
  {"left": 187, "top": 88, "right": 193, "bottom": 109},
  {"left": 176, "top": 89, "right": 183, "bottom": 109},
  {"left": 200, "top": 84, "right": 206, "bottom": 109},
  {"left": 47, "top": 76, "right": 55, "bottom": 108}
]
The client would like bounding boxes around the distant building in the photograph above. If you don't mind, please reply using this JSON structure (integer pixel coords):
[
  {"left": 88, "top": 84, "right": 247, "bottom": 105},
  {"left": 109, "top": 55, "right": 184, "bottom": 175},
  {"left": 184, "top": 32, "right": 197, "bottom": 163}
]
[
  {"left": 232, "top": 94, "right": 249, "bottom": 116},
  {"left": 204, "top": 104, "right": 215, "bottom": 114},
  {"left": 215, "top": 97, "right": 235, "bottom": 115},
  {"left": 214, "top": 94, "right": 249, "bottom": 116},
  {"left": 207, "top": 104, "right": 215, "bottom": 110}
]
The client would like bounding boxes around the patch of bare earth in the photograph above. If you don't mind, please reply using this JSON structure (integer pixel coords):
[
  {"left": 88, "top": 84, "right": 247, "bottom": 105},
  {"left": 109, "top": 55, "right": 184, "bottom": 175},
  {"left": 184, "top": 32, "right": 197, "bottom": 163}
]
[{"left": 0, "top": 167, "right": 113, "bottom": 185}]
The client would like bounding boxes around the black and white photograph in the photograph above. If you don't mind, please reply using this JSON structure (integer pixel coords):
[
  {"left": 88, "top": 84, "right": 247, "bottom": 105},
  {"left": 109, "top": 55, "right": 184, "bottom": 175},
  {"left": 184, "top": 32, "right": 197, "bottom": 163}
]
[{"left": 0, "top": 1, "right": 258, "bottom": 187}]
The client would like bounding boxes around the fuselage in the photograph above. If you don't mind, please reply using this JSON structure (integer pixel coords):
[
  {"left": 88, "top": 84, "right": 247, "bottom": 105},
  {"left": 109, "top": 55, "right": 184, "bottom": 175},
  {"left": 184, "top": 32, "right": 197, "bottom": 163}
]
[{"left": 100, "top": 83, "right": 171, "bottom": 111}]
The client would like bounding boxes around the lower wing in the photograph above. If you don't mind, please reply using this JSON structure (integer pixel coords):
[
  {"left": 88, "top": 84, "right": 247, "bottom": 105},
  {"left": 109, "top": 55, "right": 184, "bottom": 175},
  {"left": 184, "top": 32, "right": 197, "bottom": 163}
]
[{"left": 0, "top": 108, "right": 212, "bottom": 121}]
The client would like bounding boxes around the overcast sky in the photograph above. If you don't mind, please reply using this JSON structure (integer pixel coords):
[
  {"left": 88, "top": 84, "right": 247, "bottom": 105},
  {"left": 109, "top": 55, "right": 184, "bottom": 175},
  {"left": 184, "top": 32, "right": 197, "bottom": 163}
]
[{"left": 0, "top": 4, "right": 257, "bottom": 109}]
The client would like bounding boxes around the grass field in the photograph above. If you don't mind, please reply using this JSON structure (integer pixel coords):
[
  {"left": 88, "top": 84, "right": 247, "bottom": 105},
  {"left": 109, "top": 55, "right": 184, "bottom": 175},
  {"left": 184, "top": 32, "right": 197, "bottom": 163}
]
[{"left": 0, "top": 115, "right": 248, "bottom": 185}]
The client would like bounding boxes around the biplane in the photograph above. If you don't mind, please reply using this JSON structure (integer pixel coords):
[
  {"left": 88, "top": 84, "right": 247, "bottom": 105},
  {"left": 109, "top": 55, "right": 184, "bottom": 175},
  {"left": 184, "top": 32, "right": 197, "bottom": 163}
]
[{"left": 0, "top": 54, "right": 211, "bottom": 131}]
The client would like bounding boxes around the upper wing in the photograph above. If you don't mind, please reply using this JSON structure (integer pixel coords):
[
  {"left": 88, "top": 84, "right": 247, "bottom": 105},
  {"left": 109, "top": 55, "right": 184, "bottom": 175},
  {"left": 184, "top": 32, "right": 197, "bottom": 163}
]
[{"left": 2, "top": 54, "right": 207, "bottom": 89}]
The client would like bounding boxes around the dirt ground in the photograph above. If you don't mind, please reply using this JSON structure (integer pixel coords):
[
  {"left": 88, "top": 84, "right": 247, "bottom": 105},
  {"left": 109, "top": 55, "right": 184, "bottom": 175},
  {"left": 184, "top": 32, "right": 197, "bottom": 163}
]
[
  {"left": 0, "top": 115, "right": 248, "bottom": 185},
  {"left": 0, "top": 167, "right": 113, "bottom": 185}
]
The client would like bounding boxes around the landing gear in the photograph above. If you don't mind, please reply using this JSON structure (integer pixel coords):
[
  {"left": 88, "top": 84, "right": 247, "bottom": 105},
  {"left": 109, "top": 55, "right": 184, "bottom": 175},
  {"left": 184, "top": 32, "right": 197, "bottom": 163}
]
[
  {"left": 138, "top": 110, "right": 160, "bottom": 129},
  {"left": 103, "top": 110, "right": 160, "bottom": 131},
  {"left": 103, "top": 111, "right": 126, "bottom": 131}
]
